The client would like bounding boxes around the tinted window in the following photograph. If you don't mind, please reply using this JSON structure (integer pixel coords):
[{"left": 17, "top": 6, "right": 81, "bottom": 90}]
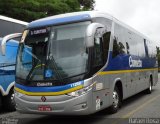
[
  {"left": 112, "top": 23, "right": 126, "bottom": 58},
  {"left": 94, "top": 37, "right": 103, "bottom": 66},
  {"left": 125, "top": 31, "right": 137, "bottom": 56},
  {"left": 144, "top": 39, "right": 149, "bottom": 57},
  {"left": 125, "top": 31, "right": 145, "bottom": 57},
  {"left": 147, "top": 40, "right": 156, "bottom": 58},
  {"left": 135, "top": 35, "right": 145, "bottom": 57},
  {"left": 102, "top": 32, "right": 111, "bottom": 63},
  {"left": 0, "top": 40, "right": 18, "bottom": 65}
]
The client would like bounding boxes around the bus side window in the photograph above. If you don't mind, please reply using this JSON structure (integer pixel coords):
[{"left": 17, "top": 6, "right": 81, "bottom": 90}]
[
  {"left": 112, "top": 37, "right": 119, "bottom": 57},
  {"left": 102, "top": 32, "right": 111, "bottom": 63},
  {"left": 144, "top": 39, "right": 149, "bottom": 57},
  {"left": 126, "top": 42, "right": 130, "bottom": 54},
  {"left": 94, "top": 37, "right": 103, "bottom": 67},
  {"left": 112, "top": 37, "right": 126, "bottom": 58},
  {"left": 112, "top": 23, "right": 126, "bottom": 58}
]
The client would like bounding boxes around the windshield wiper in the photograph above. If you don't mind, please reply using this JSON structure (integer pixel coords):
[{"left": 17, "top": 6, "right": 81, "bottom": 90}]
[
  {"left": 48, "top": 55, "right": 64, "bottom": 82},
  {"left": 26, "top": 59, "right": 40, "bottom": 81},
  {"left": 47, "top": 39, "right": 64, "bottom": 82},
  {"left": 60, "top": 72, "right": 87, "bottom": 81}
]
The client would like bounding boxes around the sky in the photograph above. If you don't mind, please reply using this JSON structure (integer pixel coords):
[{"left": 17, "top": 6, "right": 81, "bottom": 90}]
[{"left": 94, "top": 0, "right": 160, "bottom": 46}]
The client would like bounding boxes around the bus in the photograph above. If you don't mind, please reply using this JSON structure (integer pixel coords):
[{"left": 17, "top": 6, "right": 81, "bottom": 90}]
[
  {"left": 0, "top": 16, "right": 28, "bottom": 111},
  {"left": 0, "top": 15, "right": 28, "bottom": 37},
  {"left": 0, "top": 33, "right": 21, "bottom": 111},
  {"left": 1, "top": 11, "right": 158, "bottom": 115}
]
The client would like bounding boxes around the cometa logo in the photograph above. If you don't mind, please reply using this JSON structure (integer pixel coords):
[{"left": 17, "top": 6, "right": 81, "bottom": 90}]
[
  {"left": 129, "top": 56, "right": 142, "bottom": 68},
  {"left": 41, "top": 96, "right": 46, "bottom": 102}
]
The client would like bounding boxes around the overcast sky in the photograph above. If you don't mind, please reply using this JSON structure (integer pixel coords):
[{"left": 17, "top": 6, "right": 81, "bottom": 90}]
[{"left": 95, "top": 0, "right": 160, "bottom": 46}]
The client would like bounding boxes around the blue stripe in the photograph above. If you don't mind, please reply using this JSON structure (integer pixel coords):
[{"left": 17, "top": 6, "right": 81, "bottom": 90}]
[
  {"left": 15, "top": 81, "right": 84, "bottom": 92},
  {"left": 27, "top": 14, "right": 91, "bottom": 29},
  {"left": 104, "top": 51, "right": 157, "bottom": 71}
]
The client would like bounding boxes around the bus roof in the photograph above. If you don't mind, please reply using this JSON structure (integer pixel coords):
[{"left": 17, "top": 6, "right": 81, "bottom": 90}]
[
  {"left": 27, "top": 11, "right": 154, "bottom": 42},
  {"left": 27, "top": 11, "right": 113, "bottom": 29},
  {"left": 0, "top": 15, "right": 28, "bottom": 26}
]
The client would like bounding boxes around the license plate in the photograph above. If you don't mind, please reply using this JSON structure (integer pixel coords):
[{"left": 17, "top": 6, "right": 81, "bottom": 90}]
[{"left": 38, "top": 105, "right": 52, "bottom": 111}]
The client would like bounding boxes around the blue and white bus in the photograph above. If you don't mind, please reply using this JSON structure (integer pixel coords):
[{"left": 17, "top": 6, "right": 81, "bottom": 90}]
[
  {"left": 0, "top": 33, "right": 21, "bottom": 111},
  {"left": 0, "top": 16, "right": 28, "bottom": 111},
  {"left": 2, "top": 11, "right": 158, "bottom": 115}
]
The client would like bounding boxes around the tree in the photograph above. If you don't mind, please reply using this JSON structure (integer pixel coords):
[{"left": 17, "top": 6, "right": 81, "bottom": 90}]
[
  {"left": 0, "top": 0, "right": 95, "bottom": 22},
  {"left": 78, "top": 0, "right": 95, "bottom": 10}
]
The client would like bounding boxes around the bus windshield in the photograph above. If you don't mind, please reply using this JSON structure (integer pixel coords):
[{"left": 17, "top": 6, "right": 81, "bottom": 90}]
[{"left": 16, "top": 22, "right": 90, "bottom": 83}]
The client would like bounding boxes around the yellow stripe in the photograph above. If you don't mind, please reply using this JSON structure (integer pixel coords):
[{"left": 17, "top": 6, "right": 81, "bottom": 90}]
[
  {"left": 35, "top": 64, "right": 45, "bottom": 69},
  {"left": 15, "top": 85, "right": 83, "bottom": 96},
  {"left": 98, "top": 68, "right": 158, "bottom": 75}
]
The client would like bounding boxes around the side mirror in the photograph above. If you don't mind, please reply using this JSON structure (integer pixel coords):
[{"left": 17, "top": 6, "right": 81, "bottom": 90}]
[
  {"left": 1, "top": 33, "right": 22, "bottom": 56},
  {"left": 86, "top": 23, "right": 106, "bottom": 47}
]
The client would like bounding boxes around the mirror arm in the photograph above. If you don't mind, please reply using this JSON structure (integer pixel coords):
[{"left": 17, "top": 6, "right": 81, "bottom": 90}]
[
  {"left": 86, "top": 23, "right": 105, "bottom": 47},
  {"left": 1, "top": 33, "right": 22, "bottom": 56}
]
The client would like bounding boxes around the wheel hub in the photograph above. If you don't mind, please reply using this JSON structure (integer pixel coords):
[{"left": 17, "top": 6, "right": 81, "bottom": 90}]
[{"left": 113, "top": 91, "right": 119, "bottom": 108}]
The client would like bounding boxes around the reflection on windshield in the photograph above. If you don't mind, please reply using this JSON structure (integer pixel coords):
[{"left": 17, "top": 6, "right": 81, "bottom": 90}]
[{"left": 16, "top": 22, "right": 90, "bottom": 82}]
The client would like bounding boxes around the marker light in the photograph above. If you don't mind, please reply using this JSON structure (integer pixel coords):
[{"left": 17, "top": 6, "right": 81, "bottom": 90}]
[{"left": 67, "top": 84, "right": 93, "bottom": 97}]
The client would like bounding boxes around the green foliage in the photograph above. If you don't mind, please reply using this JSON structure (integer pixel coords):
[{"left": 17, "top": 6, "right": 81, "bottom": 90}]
[
  {"left": 0, "top": 0, "right": 95, "bottom": 22},
  {"left": 78, "top": 0, "right": 95, "bottom": 10}
]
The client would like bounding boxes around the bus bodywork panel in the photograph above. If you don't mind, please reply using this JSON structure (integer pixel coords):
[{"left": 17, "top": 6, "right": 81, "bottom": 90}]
[
  {"left": 15, "top": 78, "right": 95, "bottom": 115},
  {"left": 0, "top": 15, "right": 28, "bottom": 37}
]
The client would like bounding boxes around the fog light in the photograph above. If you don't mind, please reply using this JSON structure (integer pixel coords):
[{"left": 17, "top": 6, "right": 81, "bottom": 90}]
[
  {"left": 82, "top": 103, "right": 87, "bottom": 108},
  {"left": 15, "top": 91, "right": 24, "bottom": 98}
]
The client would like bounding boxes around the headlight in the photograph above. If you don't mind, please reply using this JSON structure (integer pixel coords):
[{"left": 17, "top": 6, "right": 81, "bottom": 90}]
[
  {"left": 67, "top": 84, "right": 93, "bottom": 97},
  {"left": 14, "top": 91, "right": 24, "bottom": 98}
]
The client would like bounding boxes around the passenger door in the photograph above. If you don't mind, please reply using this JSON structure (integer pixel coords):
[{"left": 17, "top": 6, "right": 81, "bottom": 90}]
[{"left": 92, "top": 28, "right": 111, "bottom": 111}]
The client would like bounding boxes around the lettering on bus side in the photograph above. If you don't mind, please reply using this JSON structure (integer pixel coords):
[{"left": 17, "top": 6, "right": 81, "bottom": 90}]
[
  {"left": 70, "top": 82, "right": 82, "bottom": 88},
  {"left": 31, "top": 29, "right": 47, "bottom": 35},
  {"left": 37, "top": 82, "right": 53, "bottom": 86},
  {"left": 129, "top": 56, "right": 142, "bottom": 68}
]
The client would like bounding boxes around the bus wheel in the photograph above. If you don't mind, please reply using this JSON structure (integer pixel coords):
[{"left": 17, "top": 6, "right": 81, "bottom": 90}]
[
  {"left": 109, "top": 86, "right": 121, "bottom": 114},
  {"left": 145, "top": 78, "right": 152, "bottom": 94},
  {"left": 3, "top": 88, "right": 16, "bottom": 111}
]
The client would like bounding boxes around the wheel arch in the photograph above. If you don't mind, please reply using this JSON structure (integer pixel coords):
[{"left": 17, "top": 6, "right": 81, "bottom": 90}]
[
  {"left": 0, "top": 82, "right": 15, "bottom": 96},
  {"left": 113, "top": 78, "right": 123, "bottom": 101}
]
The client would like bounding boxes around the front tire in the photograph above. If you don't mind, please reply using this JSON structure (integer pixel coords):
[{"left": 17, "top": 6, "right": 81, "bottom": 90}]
[
  {"left": 109, "top": 86, "right": 121, "bottom": 114},
  {"left": 3, "top": 88, "right": 16, "bottom": 111}
]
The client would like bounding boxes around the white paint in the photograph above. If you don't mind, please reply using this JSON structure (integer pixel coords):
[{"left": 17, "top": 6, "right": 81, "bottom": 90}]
[
  {"left": 96, "top": 83, "right": 103, "bottom": 91},
  {"left": 1, "top": 33, "right": 22, "bottom": 55},
  {"left": 0, "top": 15, "right": 28, "bottom": 25},
  {"left": 0, "top": 81, "right": 15, "bottom": 96}
]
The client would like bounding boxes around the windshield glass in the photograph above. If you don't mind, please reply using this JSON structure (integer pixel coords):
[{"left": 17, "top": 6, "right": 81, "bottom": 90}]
[{"left": 16, "top": 22, "right": 90, "bottom": 83}]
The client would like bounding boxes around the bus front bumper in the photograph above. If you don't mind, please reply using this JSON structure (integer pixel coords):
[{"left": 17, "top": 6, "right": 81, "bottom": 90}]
[{"left": 15, "top": 90, "right": 94, "bottom": 115}]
